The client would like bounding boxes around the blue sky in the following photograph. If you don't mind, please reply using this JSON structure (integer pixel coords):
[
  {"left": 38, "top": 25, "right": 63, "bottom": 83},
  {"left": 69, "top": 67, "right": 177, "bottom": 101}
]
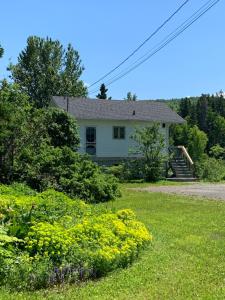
[{"left": 0, "top": 0, "right": 224, "bottom": 100}]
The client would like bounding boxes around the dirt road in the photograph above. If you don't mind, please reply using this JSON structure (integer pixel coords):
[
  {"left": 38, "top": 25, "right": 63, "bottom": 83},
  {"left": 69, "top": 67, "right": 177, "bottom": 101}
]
[{"left": 137, "top": 183, "right": 225, "bottom": 200}]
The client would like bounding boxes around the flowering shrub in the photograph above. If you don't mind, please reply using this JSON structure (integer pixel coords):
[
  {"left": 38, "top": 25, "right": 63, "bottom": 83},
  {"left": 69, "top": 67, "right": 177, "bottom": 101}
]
[
  {"left": 69, "top": 213, "right": 151, "bottom": 275},
  {"left": 25, "top": 222, "right": 73, "bottom": 261},
  {"left": 0, "top": 185, "right": 152, "bottom": 290}
]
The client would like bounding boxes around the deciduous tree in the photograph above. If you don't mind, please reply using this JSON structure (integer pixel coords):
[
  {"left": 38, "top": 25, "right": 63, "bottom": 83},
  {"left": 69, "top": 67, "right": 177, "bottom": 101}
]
[
  {"left": 9, "top": 36, "right": 87, "bottom": 108},
  {"left": 125, "top": 92, "right": 137, "bottom": 101},
  {"left": 187, "top": 125, "right": 208, "bottom": 162},
  {"left": 131, "top": 124, "right": 166, "bottom": 181}
]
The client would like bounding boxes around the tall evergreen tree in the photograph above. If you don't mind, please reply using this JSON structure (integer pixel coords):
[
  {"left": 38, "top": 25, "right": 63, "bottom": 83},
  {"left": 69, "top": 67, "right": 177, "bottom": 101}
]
[
  {"left": 0, "top": 44, "right": 3, "bottom": 58},
  {"left": 8, "top": 36, "right": 87, "bottom": 108},
  {"left": 196, "top": 94, "right": 209, "bottom": 132},
  {"left": 179, "top": 97, "right": 192, "bottom": 118},
  {"left": 96, "top": 83, "right": 108, "bottom": 99},
  {"left": 208, "top": 92, "right": 225, "bottom": 118}
]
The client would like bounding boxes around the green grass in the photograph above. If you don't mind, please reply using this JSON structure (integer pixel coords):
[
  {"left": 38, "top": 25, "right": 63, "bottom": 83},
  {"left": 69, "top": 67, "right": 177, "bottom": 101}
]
[
  {"left": 1, "top": 184, "right": 225, "bottom": 299},
  {"left": 119, "top": 179, "right": 188, "bottom": 189}
]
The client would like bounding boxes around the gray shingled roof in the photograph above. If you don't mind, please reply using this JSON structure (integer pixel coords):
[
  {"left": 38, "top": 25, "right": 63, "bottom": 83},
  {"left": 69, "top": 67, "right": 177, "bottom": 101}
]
[{"left": 52, "top": 96, "right": 184, "bottom": 123}]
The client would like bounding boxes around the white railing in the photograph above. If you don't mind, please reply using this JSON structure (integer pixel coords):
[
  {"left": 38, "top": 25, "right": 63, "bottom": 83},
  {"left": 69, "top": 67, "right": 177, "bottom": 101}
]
[{"left": 177, "top": 145, "right": 194, "bottom": 166}]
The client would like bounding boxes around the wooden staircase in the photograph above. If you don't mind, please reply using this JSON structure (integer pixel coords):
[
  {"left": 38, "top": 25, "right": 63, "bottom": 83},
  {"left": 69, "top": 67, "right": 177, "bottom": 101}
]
[{"left": 167, "top": 146, "right": 197, "bottom": 182}]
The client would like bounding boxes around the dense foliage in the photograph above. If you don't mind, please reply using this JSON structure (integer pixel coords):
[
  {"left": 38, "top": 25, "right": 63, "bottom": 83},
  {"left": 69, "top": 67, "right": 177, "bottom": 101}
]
[
  {"left": 0, "top": 81, "right": 31, "bottom": 183},
  {"left": 9, "top": 36, "right": 87, "bottom": 108},
  {"left": 0, "top": 185, "right": 151, "bottom": 290},
  {"left": 170, "top": 92, "right": 225, "bottom": 181},
  {"left": 131, "top": 124, "right": 166, "bottom": 181},
  {"left": 16, "top": 146, "right": 120, "bottom": 202},
  {"left": 171, "top": 93, "right": 225, "bottom": 151},
  {"left": 0, "top": 81, "right": 119, "bottom": 202},
  {"left": 194, "top": 155, "right": 225, "bottom": 182}
]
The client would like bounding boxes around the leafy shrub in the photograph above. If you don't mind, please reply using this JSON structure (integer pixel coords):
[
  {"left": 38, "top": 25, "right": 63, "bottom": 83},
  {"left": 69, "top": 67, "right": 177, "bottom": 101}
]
[
  {"left": 187, "top": 125, "right": 208, "bottom": 162},
  {"left": 105, "top": 160, "right": 145, "bottom": 182},
  {"left": 104, "top": 164, "right": 126, "bottom": 182},
  {"left": 105, "top": 123, "right": 166, "bottom": 182},
  {"left": 131, "top": 124, "right": 166, "bottom": 182},
  {"left": 15, "top": 145, "right": 120, "bottom": 203},
  {"left": 71, "top": 211, "right": 151, "bottom": 275},
  {"left": 25, "top": 211, "right": 151, "bottom": 277},
  {"left": 2, "top": 254, "right": 53, "bottom": 290},
  {"left": 0, "top": 190, "right": 89, "bottom": 239},
  {"left": 25, "top": 222, "right": 74, "bottom": 261},
  {"left": 195, "top": 156, "right": 225, "bottom": 181},
  {"left": 0, "top": 183, "right": 36, "bottom": 196},
  {"left": 0, "top": 226, "right": 22, "bottom": 259},
  {"left": 124, "top": 159, "right": 145, "bottom": 181},
  {"left": 0, "top": 186, "right": 152, "bottom": 290},
  {"left": 209, "top": 144, "right": 225, "bottom": 159}
]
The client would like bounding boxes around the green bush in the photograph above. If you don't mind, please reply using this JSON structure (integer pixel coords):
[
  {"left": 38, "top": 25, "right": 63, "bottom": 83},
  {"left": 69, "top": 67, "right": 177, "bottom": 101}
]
[
  {"left": 105, "top": 160, "right": 145, "bottom": 182},
  {"left": 209, "top": 144, "right": 225, "bottom": 159},
  {"left": 104, "top": 164, "right": 127, "bottom": 182},
  {"left": 15, "top": 146, "right": 120, "bottom": 203},
  {"left": 0, "top": 186, "right": 152, "bottom": 290},
  {"left": 195, "top": 156, "right": 225, "bottom": 181},
  {"left": 2, "top": 254, "right": 54, "bottom": 290},
  {"left": 131, "top": 124, "right": 166, "bottom": 182},
  {"left": 0, "top": 183, "right": 36, "bottom": 196}
]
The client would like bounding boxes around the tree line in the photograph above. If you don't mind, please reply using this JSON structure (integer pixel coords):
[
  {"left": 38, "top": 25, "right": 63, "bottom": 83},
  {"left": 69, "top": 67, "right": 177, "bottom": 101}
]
[
  {"left": 169, "top": 93, "right": 225, "bottom": 181},
  {"left": 171, "top": 93, "right": 225, "bottom": 152}
]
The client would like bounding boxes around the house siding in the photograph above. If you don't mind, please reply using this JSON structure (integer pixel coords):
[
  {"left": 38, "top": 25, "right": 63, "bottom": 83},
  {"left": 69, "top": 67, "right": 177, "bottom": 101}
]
[{"left": 77, "top": 119, "right": 169, "bottom": 158}]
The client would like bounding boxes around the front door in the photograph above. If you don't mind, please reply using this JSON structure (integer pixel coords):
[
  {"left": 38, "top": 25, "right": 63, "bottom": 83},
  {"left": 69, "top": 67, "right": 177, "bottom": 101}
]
[{"left": 86, "top": 127, "right": 96, "bottom": 155}]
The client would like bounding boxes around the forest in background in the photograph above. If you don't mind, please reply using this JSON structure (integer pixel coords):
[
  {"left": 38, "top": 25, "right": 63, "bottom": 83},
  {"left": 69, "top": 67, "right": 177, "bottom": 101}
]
[{"left": 164, "top": 93, "right": 225, "bottom": 180}]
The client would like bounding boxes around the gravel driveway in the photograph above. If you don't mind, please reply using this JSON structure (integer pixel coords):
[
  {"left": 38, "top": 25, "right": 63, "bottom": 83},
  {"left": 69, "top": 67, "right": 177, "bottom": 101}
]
[{"left": 137, "top": 183, "right": 225, "bottom": 200}]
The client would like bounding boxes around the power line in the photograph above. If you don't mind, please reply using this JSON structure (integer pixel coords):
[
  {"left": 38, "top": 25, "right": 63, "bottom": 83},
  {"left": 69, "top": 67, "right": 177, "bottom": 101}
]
[
  {"left": 88, "top": 0, "right": 190, "bottom": 88},
  {"left": 90, "top": 0, "right": 214, "bottom": 90},
  {"left": 89, "top": 0, "right": 214, "bottom": 93},
  {"left": 89, "top": 0, "right": 220, "bottom": 95}
]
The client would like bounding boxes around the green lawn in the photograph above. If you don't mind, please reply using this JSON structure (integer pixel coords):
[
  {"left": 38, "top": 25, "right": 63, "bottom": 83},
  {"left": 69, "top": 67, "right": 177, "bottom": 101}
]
[{"left": 1, "top": 184, "right": 225, "bottom": 299}]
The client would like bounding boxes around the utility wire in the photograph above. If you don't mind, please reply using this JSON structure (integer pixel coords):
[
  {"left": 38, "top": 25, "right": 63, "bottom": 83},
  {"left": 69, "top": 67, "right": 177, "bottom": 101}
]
[
  {"left": 89, "top": 0, "right": 214, "bottom": 92},
  {"left": 89, "top": 0, "right": 220, "bottom": 95},
  {"left": 88, "top": 0, "right": 190, "bottom": 88},
  {"left": 90, "top": 0, "right": 214, "bottom": 90}
]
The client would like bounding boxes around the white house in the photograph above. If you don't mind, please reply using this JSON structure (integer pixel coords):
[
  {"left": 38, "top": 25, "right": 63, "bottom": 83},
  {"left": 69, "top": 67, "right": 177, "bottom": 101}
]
[{"left": 53, "top": 96, "right": 184, "bottom": 164}]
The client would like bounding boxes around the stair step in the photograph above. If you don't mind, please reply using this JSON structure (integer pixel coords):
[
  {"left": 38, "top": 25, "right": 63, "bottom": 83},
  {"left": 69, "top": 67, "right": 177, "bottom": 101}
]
[
  {"left": 176, "top": 174, "right": 194, "bottom": 178},
  {"left": 175, "top": 169, "right": 193, "bottom": 172},
  {"left": 169, "top": 146, "right": 195, "bottom": 181},
  {"left": 173, "top": 166, "right": 191, "bottom": 172},
  {"left": 171, "top": 158, "right": 186, "bottom": 161},
  {"left": 174, "top": 171, "right": 193, "bottom": 173},
  {"left": 172, "top": 164, "right": 188, "bottom": 168},
  {"left": 167, "top": 177, "right": 197, "bottom": 182},
  {"left": 171, "top": 161, "right": 187, "bottom": 165}
]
